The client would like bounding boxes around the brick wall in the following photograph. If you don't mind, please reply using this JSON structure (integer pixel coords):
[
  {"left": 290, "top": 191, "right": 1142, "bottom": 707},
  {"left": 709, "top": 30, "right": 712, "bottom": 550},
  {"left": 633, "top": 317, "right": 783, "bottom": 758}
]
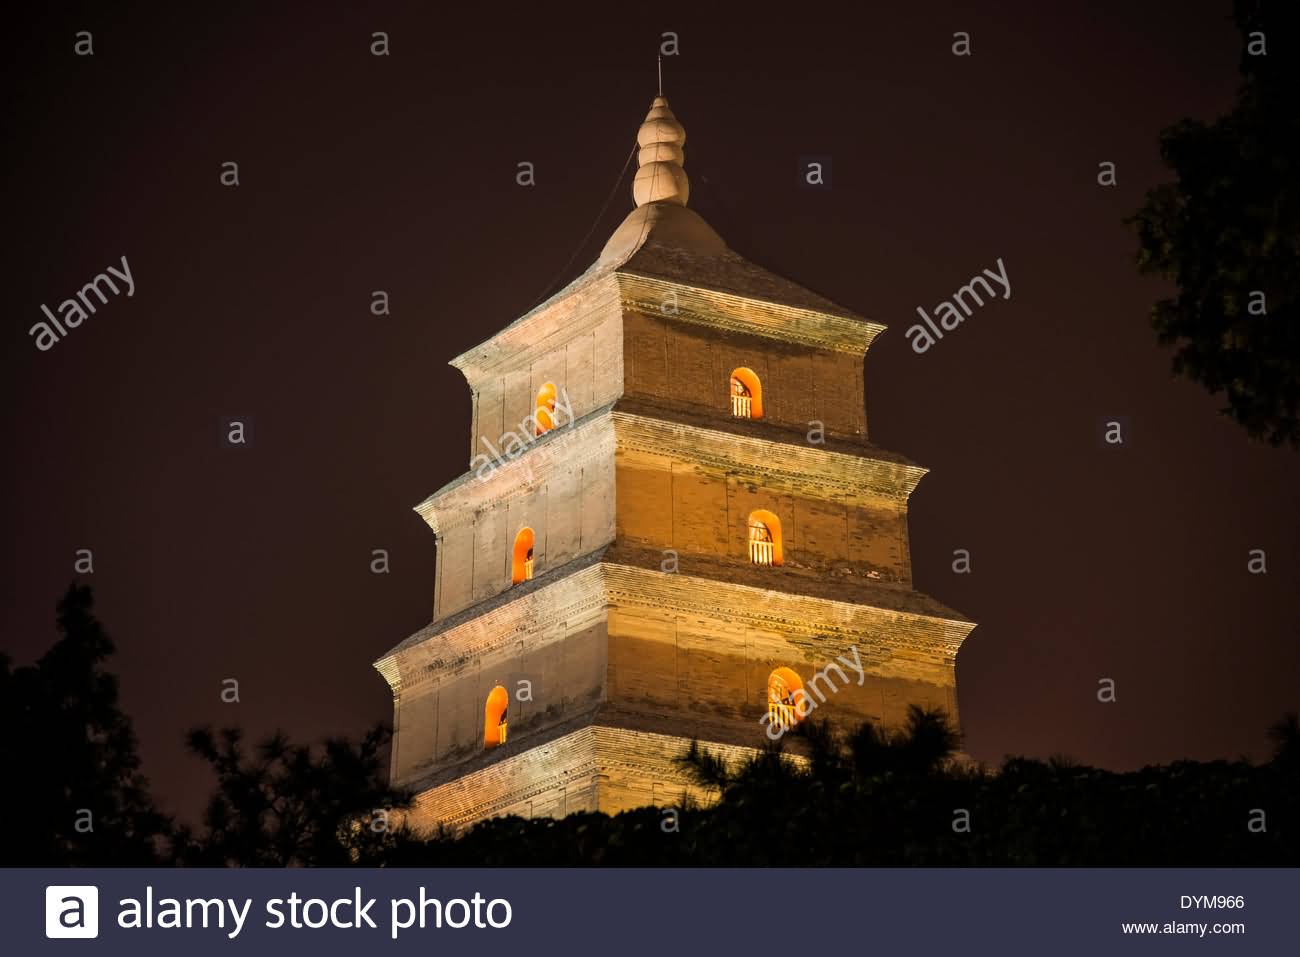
[{"left": 622, "top": 309, "right": 868, "bottom": 440}]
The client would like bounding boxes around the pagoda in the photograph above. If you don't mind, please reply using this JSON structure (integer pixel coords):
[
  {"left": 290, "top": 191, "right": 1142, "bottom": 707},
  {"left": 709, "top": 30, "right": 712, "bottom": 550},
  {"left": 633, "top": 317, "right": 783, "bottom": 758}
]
[{"left": 374, "top": 95, "right": 976, "bottom": 831}]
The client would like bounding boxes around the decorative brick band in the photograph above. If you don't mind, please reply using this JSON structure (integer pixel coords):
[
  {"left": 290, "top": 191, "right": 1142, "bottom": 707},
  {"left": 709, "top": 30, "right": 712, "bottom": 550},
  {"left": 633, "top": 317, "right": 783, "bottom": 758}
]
[
  {"left": 617, "top": 274, "right": 886, "bottom": 355},
  {"left": 377, "top": 560, "right": 973, "bottom": 697}
]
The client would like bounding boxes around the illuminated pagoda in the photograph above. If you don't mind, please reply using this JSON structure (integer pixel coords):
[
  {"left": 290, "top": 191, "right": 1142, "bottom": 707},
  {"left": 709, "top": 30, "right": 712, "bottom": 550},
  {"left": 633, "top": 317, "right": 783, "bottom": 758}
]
[{"left": 373, "top": 95, "right": 977, "bottom": 831}]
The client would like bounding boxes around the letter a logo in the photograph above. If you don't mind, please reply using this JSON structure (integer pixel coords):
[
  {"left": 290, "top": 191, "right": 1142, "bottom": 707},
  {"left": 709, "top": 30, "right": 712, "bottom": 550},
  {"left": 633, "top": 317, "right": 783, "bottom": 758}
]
[{"left": 45, "top": 886, "right": 99, "bottom": 938}]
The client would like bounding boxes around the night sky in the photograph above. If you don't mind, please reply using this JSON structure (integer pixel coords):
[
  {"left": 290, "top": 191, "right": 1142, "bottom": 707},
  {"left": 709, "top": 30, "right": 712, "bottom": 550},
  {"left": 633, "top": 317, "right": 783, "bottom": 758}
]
[{"left": 4, "top": 1, "right": 1297, "bottom": 823}]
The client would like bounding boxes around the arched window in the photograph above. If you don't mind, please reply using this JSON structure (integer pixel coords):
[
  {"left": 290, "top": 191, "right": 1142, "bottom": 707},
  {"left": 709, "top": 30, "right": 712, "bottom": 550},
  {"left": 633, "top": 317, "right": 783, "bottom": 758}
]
[
  {"left": 747, "top": 509, "right": 783, "bottom": 566},
  {"left": 730, "top": 367, "right": 763, "bottom": 419},
  {"left": 535, "top": 382, "right": 558, "bottom": 436},
  {"left": 767, "top": 667, "right": 805, "bottom": 733},
  {"left": 484, "top": 685, "right": 509, "bottom": 748},
  {"left": 511, "top": 527, "right": 535, "bottom": 584}
]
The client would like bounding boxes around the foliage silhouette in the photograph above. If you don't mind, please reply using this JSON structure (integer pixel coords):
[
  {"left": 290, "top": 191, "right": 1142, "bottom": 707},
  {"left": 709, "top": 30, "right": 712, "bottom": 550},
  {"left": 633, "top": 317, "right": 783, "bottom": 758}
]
[
  {"left": 0, "top": 584, "right": 169, "bottom": 864},
  {"left": 1128, "top": 0, "right": 1300, "bottom": 447},
  {"left": 394, "top": 706, "right": 1298, "bottom": 866},
  {"left": 3, "top": 588, "right": 1296, "bottom": 867},
  {"left": 174, "top": 723, "right": 416, "bottom": 866}
]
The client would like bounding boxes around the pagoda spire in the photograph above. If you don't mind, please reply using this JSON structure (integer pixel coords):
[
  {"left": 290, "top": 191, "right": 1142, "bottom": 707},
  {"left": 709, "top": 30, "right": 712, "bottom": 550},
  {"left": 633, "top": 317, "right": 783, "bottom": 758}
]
[{"left": 633, "top": 96, "right": 689, "bottom": 207}]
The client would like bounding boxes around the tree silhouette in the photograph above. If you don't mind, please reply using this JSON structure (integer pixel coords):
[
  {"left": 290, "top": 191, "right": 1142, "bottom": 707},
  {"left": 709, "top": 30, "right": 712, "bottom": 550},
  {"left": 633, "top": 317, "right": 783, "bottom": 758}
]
[
  {"left": 1128, "top": 0, "right": 1300, "bottom": 447},
  {"left": 1267, "top": 712, "right": 1300, "bottom": 771},
  {"left": 0, "top": 584, "right": 169, "bottom": 864},
  {"left": 411, "top": 704, "right": 1298, "bottom": 866},
  {"left": 175, "top": 723, "right": 415, "bottom": 866},
  {"left": 5, "top": 589, "right": 1297, "bottom": 866}
]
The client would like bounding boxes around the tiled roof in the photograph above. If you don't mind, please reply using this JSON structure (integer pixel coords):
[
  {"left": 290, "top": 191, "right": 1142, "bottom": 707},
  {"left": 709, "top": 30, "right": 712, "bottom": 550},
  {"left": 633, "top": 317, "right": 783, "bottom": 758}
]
[{"left": 618, "top": 236, "right": 866, "bottom": 321}]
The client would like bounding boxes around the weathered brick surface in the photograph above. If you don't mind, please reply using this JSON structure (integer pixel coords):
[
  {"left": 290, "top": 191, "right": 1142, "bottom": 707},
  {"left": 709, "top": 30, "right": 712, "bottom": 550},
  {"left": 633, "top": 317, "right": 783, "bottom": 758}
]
[
  {"left": 624, "top": 310, "right": 868, "bottom": 439},
  {"left": 421, "top": 416, "right": 617, "bottom": 621},
  {"left": 400, "top": 725, "right": 760, "bottom": 835},
  {"left": 381, "top": 561, "right": 969, "bottom": 817},
  {"left": 421, "top": 408, "right": 928, "bottom": 626},
  {"left": 380, "top": 247, "right": 975, "bottom": 831},
  {"left": 455, "top": 278, "right": 624, "bottom": 465}
]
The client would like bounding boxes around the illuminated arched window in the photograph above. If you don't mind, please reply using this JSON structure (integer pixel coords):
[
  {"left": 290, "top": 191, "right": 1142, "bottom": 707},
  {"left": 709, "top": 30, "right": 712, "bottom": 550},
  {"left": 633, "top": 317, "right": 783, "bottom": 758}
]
[
  {"left": 535, "top": 382, "right": 558, "bottom": 436},
  {"left": 767, "top": 667, "right": 805, "bottom": 733},
  {"left": 512, "top": 527, "right": 535, "bottom": 584},
  {"left": 484, "top": 685, "right": 509, "bottom": 748},
  {"left": 747, "top": 509, "right": 783, "bottom": 566},
  {"left": 730, "top": 367, "right": 763, "bottom": 419}
]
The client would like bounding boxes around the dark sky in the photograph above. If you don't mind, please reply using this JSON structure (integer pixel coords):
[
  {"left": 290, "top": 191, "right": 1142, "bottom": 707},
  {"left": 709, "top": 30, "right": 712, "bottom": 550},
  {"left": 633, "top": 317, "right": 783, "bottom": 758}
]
[{"left": 4, "top": 1, "right": 1297, "bottom": 823}]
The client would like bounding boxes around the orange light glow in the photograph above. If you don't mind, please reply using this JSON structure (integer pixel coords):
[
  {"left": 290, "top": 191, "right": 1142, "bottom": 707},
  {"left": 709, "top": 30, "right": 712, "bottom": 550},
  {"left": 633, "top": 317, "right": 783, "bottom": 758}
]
[
  {"left": 512, "top": 527, "right": 535, "bottom": 584},
  {"left": 767, "top": 667, "right": 805, "bottom": 731},
  {"left": 729, "top": 367, "right": 763, "bottom": 418},
  {"left": 535, "top": 382, "right": 558, "bottom": 435},
  {"left": 747, "top": 509, "right": 783, "bottom": 566},
  {"left": 484, "top": 685, "right": 509, "bottom": 747}
]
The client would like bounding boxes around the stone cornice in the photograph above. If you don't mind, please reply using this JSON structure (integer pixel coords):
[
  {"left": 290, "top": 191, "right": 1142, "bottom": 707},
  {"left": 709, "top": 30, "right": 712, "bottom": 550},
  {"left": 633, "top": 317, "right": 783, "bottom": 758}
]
[
  {"left": 413, "top": 404, "right": 923, "bottom": 540},
  {"left": 616, "top": 273, "right": 887, "bottom": 355},
  {"left": 448, "top": 263, "right": 889, "bottom": 386},
  {"left": 414, "top": 408, "right": 617, "bottom": 535},
  {"left": 611, "top": 410, "right": 928, "bottom": 501},
  {"left": 374, "top": 560, "right": 611, "bottom": 697},
  {"left": 600, "top": 564, "right": 974, "bottom": 663},
  {"left": 374, "top": 561, "right": 975, "bottom": 697},
  {"left": 404, "top": 710, "right": 603, "bottom": 803},
  {"left": 449, "top": 274, "right": 621, "bottom": 382},
  {"left": 405, "top": 724, "right": 769, "bottom": 830}
]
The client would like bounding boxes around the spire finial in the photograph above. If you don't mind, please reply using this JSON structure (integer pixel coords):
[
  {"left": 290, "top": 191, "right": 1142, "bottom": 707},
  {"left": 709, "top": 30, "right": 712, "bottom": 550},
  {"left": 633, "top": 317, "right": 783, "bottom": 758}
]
[
  {"left": 657, "top": 55, "right": 663, "bottom": 97},
  {"left": 632, "top": 95, "right": 688, "bottom": 207}
]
